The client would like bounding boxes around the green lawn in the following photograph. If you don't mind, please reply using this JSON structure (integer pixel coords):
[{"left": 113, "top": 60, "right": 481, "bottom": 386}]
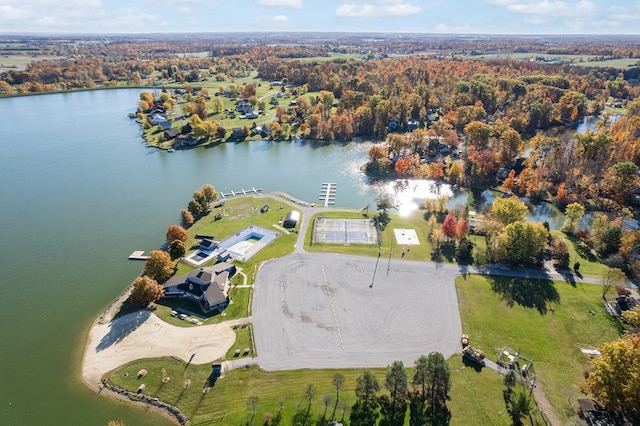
[
  {"left": 105, "top": 362, "right": 383, "bottom": 425},
  {"left": 448, "top": 356, "right": 546, "bottom": 425},
  {"left": 222, "top": 324, "right": 255, "bottom": 361},
  {"left": 456, "top": 274, "right": 620, "bottom": 422},
  {"left": 105, "top": 353, "right": 548, "bottom": 425},
  {"left": 550, "top": 230, "right": 606, "bottom": 277}
]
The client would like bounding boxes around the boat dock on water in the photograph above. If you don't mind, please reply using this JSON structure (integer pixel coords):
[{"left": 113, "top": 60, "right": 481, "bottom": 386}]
[
  {"left": 319, "top": 183, "right": 336, "bottom": 207},
  {"left": 220, "top": 187, "right": 263, "bottom": 198}
]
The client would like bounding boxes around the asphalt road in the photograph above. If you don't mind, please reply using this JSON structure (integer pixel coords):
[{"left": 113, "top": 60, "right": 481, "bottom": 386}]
[{"left": 253, "top": 252, "right": 463, "bottom": 371}]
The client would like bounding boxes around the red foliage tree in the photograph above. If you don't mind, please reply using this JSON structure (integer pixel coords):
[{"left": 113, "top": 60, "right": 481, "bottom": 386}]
[{"left": 441, "top": 213, "right": 459, "bottom": 240}]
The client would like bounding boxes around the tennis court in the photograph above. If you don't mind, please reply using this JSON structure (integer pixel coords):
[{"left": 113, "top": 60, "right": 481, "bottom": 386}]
[{"left": 312, "top": 217, "right": 380, "bottom": 245}]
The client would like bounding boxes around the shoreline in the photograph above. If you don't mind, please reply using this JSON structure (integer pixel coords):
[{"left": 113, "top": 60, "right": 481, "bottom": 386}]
[
  {"left": 80, "top": 285, "right": 183, "bottom": 425},
  {"left": 80, "top": 288, "right": 239, "bottom": 425},
  {"left": 80, "top": 284, "right": 181, "bottom": 425}
]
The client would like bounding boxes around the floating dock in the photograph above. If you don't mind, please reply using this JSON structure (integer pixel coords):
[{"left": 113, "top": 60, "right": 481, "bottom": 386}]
[
  {"left": 220, "top": 187, "right": 262, "bottom": 198},
  {"left": 129, "top": 251, "right": 149, "bottom": 260},
  {"left": 319, "top": 183, "right": 337, "bottom": 207}
]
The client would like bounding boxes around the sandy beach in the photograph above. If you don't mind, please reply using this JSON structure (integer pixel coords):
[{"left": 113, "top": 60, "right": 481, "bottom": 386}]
[
  {"left": 80, "top": 284, "right": 243, "bottom": 424},
  {"left": 82, "top": 311, "right": 238, "bottom": 388}
]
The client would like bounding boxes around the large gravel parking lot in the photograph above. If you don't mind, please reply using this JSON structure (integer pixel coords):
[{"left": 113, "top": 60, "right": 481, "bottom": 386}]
[{"left": 253, "top": 252, "right": 462, "bottom": 371}]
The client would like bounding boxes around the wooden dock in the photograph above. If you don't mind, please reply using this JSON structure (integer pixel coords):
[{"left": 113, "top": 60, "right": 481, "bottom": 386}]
[
  {"left": 220, "top": 187, "right": 262, "bottom": 198},
  {"left": 128, "top": 251, "right": 149, "bottom": 261},
  {"left": 319, "top": 183, "right": 336, "bottom": 207}
]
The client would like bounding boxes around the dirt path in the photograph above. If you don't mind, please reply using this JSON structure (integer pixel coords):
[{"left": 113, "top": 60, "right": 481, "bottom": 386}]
[{"left": 531, "top": 382, "right": 562, "bottom": 426}]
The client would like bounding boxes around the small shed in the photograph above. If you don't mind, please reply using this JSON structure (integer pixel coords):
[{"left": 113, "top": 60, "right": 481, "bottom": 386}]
[{"left": 283, "top": 211, "right": 300, "bottom": 229}]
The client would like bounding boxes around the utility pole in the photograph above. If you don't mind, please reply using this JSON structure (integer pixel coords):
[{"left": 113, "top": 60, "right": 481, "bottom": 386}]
[{"left": 370, "top": 250, "right": 381, "bottom": 288}]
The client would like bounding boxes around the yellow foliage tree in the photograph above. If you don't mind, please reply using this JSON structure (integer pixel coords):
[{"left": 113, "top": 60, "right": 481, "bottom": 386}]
[{"left": 582, "top": 335, "right": 640, "bottom": 419}]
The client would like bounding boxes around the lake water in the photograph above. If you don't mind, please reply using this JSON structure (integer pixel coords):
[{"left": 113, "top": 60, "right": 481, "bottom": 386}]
[{"left": 0, "top": 89, "right": 386, "bottom": 425}]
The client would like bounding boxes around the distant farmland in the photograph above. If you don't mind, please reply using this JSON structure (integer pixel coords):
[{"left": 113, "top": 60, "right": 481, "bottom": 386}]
[{"left": 465, "top": 52, "right": 639, "bottom": 69}]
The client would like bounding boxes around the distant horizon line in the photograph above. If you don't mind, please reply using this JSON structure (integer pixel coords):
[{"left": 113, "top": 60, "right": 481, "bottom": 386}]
[{"left": 2, "top": 31, "right": 640, "bottom": 38}]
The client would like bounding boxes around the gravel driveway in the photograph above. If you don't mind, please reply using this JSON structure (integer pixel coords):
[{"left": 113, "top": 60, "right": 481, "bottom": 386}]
[{"left": 253, "top": 252, "right": 462, "bottom": 371}]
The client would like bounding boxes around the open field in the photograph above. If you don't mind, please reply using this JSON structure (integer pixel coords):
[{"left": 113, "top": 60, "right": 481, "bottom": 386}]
[
  {"left": 574, "top": 57, "right": 640, "bottom": 68},
  {"left": 0, "top": 54, "right": 63, "bottom": 72},
  {"left": 456, "top": 274, "right": 620, "bottom": 423},
  {"left": 466, "top": 52, "right": 640, "bottom": 69},
  {"left": 105, "top": 352, "right": 546, "bottom": 425}
]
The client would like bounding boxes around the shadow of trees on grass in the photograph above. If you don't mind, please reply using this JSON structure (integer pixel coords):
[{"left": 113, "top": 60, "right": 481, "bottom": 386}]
[
  {"left": 487, "top": 276, "right": 560, "bottom": 315},
  {"left": 567, "top": 235, "right": 599, "bottom": 263}
]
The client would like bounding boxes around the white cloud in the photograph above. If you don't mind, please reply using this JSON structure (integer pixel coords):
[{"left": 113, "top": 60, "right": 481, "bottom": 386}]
[
  {"left": 0, "top": 4, "right": 33, "bottom": 20},
  {"left": 486, "top": 0, "right": 595, "bottom": 18},
  {"left": 257, "top": 0, "right": 303, "bottom": 8},
  {"left": 434, "top": 23, "right": 475, "bottom": 33},
  {"left": 605, "top": 4, "right": 640, "bottom": 22},
  {"left": 336, "top": 1, "right": 422, "bottom": 18},
  {"left": 256, "top": 14, "right": 291, "bottom": 26},
  {"left": 40, "top": 0, "right": 102, "bottom": 8}
]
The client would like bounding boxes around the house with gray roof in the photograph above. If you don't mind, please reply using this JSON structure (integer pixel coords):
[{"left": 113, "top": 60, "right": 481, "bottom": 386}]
[{"left": 162, "top": 262, "right": 236, "bottom": 313}]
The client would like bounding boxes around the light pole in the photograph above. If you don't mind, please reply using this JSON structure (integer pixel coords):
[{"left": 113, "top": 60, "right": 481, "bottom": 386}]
[{"left": 370, "top": 250, "right": 381, "bottom": 288}]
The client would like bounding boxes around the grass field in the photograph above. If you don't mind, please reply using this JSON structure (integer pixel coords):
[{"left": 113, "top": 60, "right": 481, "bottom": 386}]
[
  {"left": 105, "top": 354, "right": 547, "bottom": 425},
  {"left": 223, "top": 324, "right": 255, "bottom": 361},
  {"left": 574, "top": 58, "right": 640, "bottom": 69},
  {"left": 550, "top": 230, "right": 606, "bottom": 277},
  {"left": 456, "top": 274, "right": 620, "bottom": 422},
  {"left": 0, "top": 54, "right": 64, "bottom": 71},
  {"left": 465, "top": 52, "right": 640, "bottom": 69}
]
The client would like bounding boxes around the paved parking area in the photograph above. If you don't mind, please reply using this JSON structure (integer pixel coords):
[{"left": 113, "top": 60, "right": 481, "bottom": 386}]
[{"left": 253, "top": 252, "right": 462, "bottom": 371}]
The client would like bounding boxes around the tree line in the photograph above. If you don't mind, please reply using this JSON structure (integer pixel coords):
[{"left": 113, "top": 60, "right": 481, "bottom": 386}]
[{"left": 245, "top": 352, "right": 452, "bottom": 426}]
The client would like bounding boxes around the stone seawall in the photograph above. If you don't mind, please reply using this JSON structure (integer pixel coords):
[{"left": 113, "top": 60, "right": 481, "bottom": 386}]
[{"left": 101, "top": 379, "right": 189, "bottom": 425}]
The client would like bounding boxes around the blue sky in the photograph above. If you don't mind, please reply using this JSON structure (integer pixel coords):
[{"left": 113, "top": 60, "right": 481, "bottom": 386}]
[{"left": 1, "top": 0, "right": 640, "bottom": 34}]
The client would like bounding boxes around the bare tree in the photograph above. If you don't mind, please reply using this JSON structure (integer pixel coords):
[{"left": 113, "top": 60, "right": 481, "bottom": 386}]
[
  {"left": 305, "top": 383, "right": 316, "bottom": 415},
  {"left": 322, "top": 392, "right": 332, "bottom": 420},
  {"left": 332, "top": 373, "right": 345, "bottom": 419},
  {"left": 246, "top": 395, "right": 259, "bottom": 426},
  {"left": 602, "top": 267, "right": 626, "bottom": 300}
]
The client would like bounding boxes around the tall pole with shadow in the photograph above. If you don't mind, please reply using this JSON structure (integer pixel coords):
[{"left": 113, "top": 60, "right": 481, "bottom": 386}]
[{"left": 370, "top": 249, "right": 381, "bottom": 288}]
